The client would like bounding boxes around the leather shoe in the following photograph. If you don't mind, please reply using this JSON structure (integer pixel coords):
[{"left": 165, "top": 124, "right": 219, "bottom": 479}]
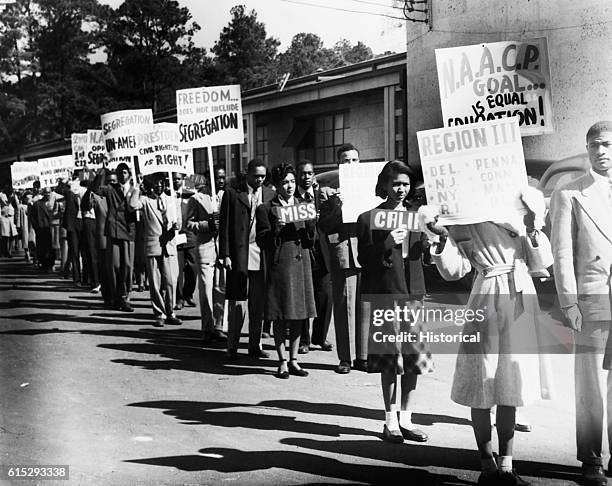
[
  {"left": 498, "top": 469, "right": 530, "bottom": 486},
  {"left": 319, "top": 341, "right": 333, "bottom": 351},
  {"left": 399, "top": 425, "right": 428, "bottom": 442},
  {"left": 165, "top": 316, "right": 182, "bottom": 325},
  {"left": 477, "top": 471, "right": 499, "bottom": 486},
  {"left": 288, "top": 361, "right": 309, "bottom": 377},
  {"left": 185, "top": 298, "right": 197, "bottom": 307},
  {"left": 515, "top": 421, "right": 532, "bottom": 433},
  {"left": 153, "top": 318, "right": 164, "bottom": 327},
  {"left": 226, "top": 350, "right": 239, "bottom": 361},
  {"left": 117, "top": 302, "right": 134, "bottom": 312},
  {"left": 382, "top": 424, "right": 403, "bottom": 444},
  {"left": 174, "top": 300, "right": 184, "bottom": 310},
  {"left": 582, "top": 464, "right": 607, "bottom": 486},
  {"left": 248, "top": 349, "right": 270, "bottom": 359},
  {"left": 298, "top": 345, "right": 309, "bottom": 354},
  {"left": 335, "top": 361, "right": 351, "bottom": 374},
  {"left": 353, "top": 359, "right": 368, "bottom": 372},
  {"left": 276, "top": 362, "right": 290, "bottom": 379}
]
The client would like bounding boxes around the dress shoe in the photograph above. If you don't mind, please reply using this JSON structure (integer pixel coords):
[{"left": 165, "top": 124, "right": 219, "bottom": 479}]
[
  {"left": 477, "top": 471, "right": 499, "bottom": 486},
  {"left": 153, "top": 318, "right": 164, "bottom": 327},
  {"left": 185, "top": 298, "right": 197, "bottom": 307},
  {"left": 226, "top": 349, "right": 239, "bottom": 361},
  {"left": 317, "top": 341, "right": 334, "bottom": 351},
  {"left": 353, "top": 359, "right": 368, "bottom": 372},
  {"left": 261, "top": 332, "right": 271, "bottom": 339},
  {"left": 288, "top": 361, "right": 309, "bottom": 377},
  {"left": 498, "top": 469, "right": 531, "bottom": 486},
  {"left": 136, "top": 285, "right": 144, "bottom": 292},
  {"left": 248, "top": 349, "right": 270, "bottom": 359},
  {"left": 298, "top": 345, "right": 310, "bottom": 354},
  {"left": 382, "top": 424, "right": 403, "bottom": 444},
  {"left": 335, "top": 361, "right": 351, "bottom": 374},
  {"left": 514, "top": 422, "right": 532, "bottom": 433},
  {"left": 165, "top": 316, "right": 182, "bottom": 325},
  {"left": 276, "top": 362, "right": 290, "bottom": 379},
  {"left": 582, "top": 464, "right": 607, "bottom": 486},
  {"left": 174, "top": 300, "right": 184, "bottom": 311},
  {"left": 399, "top": 425, "right": 428, "bottom": 442},
  {"left": 117, "top": 302, "right": 134, "bottom": 312}
]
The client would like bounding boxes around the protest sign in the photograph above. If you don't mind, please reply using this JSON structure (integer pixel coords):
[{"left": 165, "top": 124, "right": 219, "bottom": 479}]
[
  {"left": 435, "top": 38, "right": 553, "bottom": 136},
  {"left": 71, "top": 133, "right": 87, "bottom": 168},
  {"left": 138, "top": 123, "right": 191, "bottom": 176},
  {"left": 176, "top": 85, "right": 244, "bottom": 149},
  {"left": 370, "top": 210, "right": 420, "bottom": 231},
  {"left": 85, "top": 129, "right": 106, "bottom": 169},
  {"left": 417, "top": 117, "right": 528, "bottom": 225},
  {"left": 273, "top": 202, "right": 317, "bottom": 223},
  {"left": 339, "top": 162, "right": 386, "bottom": 223},
  {"left": 11, "top": 162, "right": 40, "bottom": 190},
  {"left": 100, "top": 109, "right": 153, "bottom": 160},
  {"left": 38, "top": 155, "right": 74, "bottom": 188}
]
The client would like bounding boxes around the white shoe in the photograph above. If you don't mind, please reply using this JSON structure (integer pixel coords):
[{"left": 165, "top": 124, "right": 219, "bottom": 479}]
[{"left": 90, "top": 285, "right": 101, "bottom": 294}]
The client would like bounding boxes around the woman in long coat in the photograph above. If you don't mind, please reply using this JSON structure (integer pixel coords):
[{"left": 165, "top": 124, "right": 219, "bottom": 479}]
[
  {"left": 0, "top": 190, "right": 17, "bottom": 257},
  {"left": 420, "top": 187, "right": 553, "bottom": 486},
  {"left": 357, "top": 161, "right": 434, "bottom": 444},
  {"left": 256, "top": 163, "right": 317, "bottom": 379}
]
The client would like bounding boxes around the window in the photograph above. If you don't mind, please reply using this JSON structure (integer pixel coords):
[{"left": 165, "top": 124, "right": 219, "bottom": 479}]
[
  {"left": 256, "top": 125, "right": 268, "bottom": 164},
  {"left": 193, "top": 146, "right": 226, "bottom": 175},
  {"left": 295, "top": 112, "right": 349, "bottom": 168},
  {"left": 394, "top": 86, "right": 405, "bottom": 161}
]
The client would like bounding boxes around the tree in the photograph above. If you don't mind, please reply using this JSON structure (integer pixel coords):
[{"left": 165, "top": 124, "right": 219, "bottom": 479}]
[
  {"left": 277, "top": 33, "right": 340, "bottom": 78},
  {"left": 212, "top": 5, "right": 279, "bottom": 91},
  {"left": 334, "top": 39, "right": 373, "bottom": 65},
  {"left": 104, "top": 0, "right": 208, "bottom": 111}
]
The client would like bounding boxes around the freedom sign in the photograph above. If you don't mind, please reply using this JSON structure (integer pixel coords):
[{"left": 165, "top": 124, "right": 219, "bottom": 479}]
[
  {"left": 71, "top": 133, "right": 87, "bottom": 168},
  {"left": 100, "top": 109, "right": 153, "bottom": 159},
  {"left": 11, "top": 162, "right": 40, "bottom": 190},
  {"left": 86, "top": 129, "right": 106, "bottom": 169},
  {"left": 138, "top": 123, "right": 191, "bottom": 176},
  {"left": 176, "top": 85, "right": 244, "bottom": 149},
  {"left": 38, "top": 155, "right": 74, "bottom": 188},
  {"left": 417, "top": 117, "right": 528, "bottom": 225},
  {"left": 435, "top": 38, "right": 553, "bottom": 136}
]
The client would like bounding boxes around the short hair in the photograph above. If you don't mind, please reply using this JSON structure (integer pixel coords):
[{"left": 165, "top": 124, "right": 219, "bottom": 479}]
[
  {"left": 116, "top": 162, "right": 130, "bottom": 174},
  {"left": 295, "top": 159, "right": 314, "bottom": 173},
  {"left": 213, "top": 164, "right": 225, "bottom": 173},
  {"left": 374, "top": 160, "right": 416, "bottom": 199},
  {"left": 172, "top": 172, "right": 185, "bottom": 179},
  {"left": 586, "top": 121, "right": 612, "bottom": 142},
  {"left": 336, "top": 143, "right": 359, "bottom": 160},
  {"left": 270, "top": 163, "right": 295, "bottom": 186},
  {"left": 247, "top": 158, "right": 267, "bottom": 174}
]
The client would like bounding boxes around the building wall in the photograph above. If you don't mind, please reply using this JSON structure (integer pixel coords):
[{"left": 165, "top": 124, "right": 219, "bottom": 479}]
[
  {"left": 251, "top": 89, "right": 386, "bottom": 168},
  {"left": 406, "top": 0, "right": 612, "bottom": 165}
]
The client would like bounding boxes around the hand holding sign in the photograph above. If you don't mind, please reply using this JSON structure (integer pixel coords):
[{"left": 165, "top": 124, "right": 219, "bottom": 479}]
[{"left": 387, "top": 227, "right": 408, "bottom": 246}]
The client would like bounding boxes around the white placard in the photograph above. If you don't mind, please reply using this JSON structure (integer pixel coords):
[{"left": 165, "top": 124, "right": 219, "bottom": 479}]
[
  {"left": 71, "top": 133, "right": 87, "bottom": 168},
  {"left": 137, "top": 123, "right": 191, "bottom": 176},
  {"left": 417, "top": 118, "right": 528, "bottom": 225},
  {"left": 38, "top": 155, "right": 74, "bottom": 189},
  {"left": 435, "top": 38, "right": 553, "bottom": 136},
  {"left": 100, "top": 108, "right": 153, "bottom": 159},
  {"left": 85, "top": 129, "right": 106, "bottom": 169},
  {"left": 339, "top": 162, "right": 386, "bottom": 223},
  {"left": 176, "top": 84, "right": 244, "bottom": 149},
  {"left": 11, "top": 162, "right": 40, "bottom": 190}
]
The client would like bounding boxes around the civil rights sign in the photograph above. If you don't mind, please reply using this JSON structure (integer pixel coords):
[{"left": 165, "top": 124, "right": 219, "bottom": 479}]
[
  {"left": 100, "top": 109, "right": 153, "bottom": 159},
  {"left": 176, "top": 85, "right": 244, "bottom": 149},
  {"left": 370, "top": 210, "right": 420, "bottom": 231},
  {"left": 38, "top": 155, "right": 74, "bottom": 189},
  {"left": 86, "top": 129, "right": 106, "bottom": 169},
  {"left": 71, "top": 133, "right": 87, "bottom": 168},
  {"left": 435, "top": 38, "right": 553, "bottom": 136},
  {"left": 138, "top": 123, "right": 191, "bottom": 176},
  {"left": 11, "top": 162, "right": 40, "bottom": 190},
  {"left": 417, "top": 117, "right": 528, "bottom": 225},
  {"left": 273, "top": 202, "right": 317, "bottom": 223}
]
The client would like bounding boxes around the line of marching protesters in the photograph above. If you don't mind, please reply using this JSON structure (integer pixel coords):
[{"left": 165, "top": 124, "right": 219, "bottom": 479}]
[{"left": 3, "top": 121, "right": 612, "bottom": 486}]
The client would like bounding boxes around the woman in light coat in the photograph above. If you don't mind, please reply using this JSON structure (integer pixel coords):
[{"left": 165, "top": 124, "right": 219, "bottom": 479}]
[{"left": 419, "top": 187, "right": 553, "bottom": 486}]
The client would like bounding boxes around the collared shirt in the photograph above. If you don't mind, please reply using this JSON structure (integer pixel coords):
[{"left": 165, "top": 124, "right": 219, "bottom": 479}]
[
  {"left": 246, "top": 184, "right": 262, "bottom": 271},
  {"left": 278, "top": 195, "right": 295, "bottom": 207},
  {"left": 297, "top": 187, "right": 314, "bottom": 202},
  {"left": 120, "top": 181, "right": 130, "bottom": 197},
  {"left": 590, "top": 169, "right": 612, "bottom": 206}
]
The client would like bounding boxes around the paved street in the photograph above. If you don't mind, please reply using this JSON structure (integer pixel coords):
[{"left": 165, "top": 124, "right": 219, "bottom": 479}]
[{"left": 0, "top": 252, "right": 589, "bottom": 485}]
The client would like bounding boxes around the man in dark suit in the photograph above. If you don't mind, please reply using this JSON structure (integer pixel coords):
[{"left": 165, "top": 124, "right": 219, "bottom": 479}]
[
  {"left": 296, "top": 160, "right": 333, "bottom": 354},
  {"left": 219, "top": 159, "right": 274, "bottom": 359},
  {"left": 92, "top": 162, "right": 140, "bottom": 312},
  {"left": 30, "top": 187, "right": 57, "bottom": 272},
  {"left": 319, "top": 143, "right": 365, "bottom": 374},
  {"left": 172, "top": 172, "right": 197, "bottom": 310}
]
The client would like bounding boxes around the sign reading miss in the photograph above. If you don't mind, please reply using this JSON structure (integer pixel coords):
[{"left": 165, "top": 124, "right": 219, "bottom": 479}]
[
  {"left": 417, "top": 117, "right": 528, "bottom": 225},
  {"left": 273, "top": 202, "right": 317, "bottom": 223},
  {"left": 435, "top": 38, "right": 553, "bottom": 136},
  {"left": 370, "top": 210, "right": 420, "bottom": 231},
  {"left": 176, "top": 85, "right": 244, "bottom": 149}
]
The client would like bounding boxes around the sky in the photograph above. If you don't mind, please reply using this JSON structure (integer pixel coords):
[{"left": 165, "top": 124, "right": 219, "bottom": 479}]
[{"left": 99, "top": 0, "right": 407, "bottom": 55}]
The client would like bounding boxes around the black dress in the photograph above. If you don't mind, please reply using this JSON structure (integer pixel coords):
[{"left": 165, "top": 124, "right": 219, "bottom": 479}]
[{"left": 356, "top": 199, "right": 434, "bottom": 375}]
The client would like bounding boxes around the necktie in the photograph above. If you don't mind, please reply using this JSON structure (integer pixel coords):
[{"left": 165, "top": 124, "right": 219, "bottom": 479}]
[{"left": 304, "top": 191, "right": 312, "bottom": 202}]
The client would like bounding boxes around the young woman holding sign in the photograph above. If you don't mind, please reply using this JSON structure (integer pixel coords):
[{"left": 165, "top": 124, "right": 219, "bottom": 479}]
[
  {"left": 256, "top": 163, "right": 317, "bottom": 379},
  {"left": 356, "top": 160, "right": 434, "bottom": 444}
]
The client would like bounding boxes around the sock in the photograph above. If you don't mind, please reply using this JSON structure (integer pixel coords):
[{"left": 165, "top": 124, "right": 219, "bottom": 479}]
[
  {"left": 481, "top": 457, "right": 498, "bottom": 473},
  {"left": 399, "top": 410, "right": 414, "bottom": 429},
  {"left": 497, "top": 455, "right": 513, "bottom": 473},
  {"left": 385, "top": 411, "right": 400, "bottom": 431}
]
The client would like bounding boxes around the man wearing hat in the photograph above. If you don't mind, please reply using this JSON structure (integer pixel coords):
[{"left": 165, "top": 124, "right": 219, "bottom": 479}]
[
  {"left": 92, "top": 162, "right": 140, "bottom": 312},
  {"left": 551, "top": 121, "right": 612, "bottom": 486}
]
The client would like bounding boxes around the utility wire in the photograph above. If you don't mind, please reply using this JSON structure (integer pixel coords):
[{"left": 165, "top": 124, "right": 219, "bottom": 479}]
[
  {"left": 431, "top": 19, "right": 612, "bottom": 35},
  {"left": 280, "top": 0, "right": 405, "bottom": 20},
  {"left": 345, "top": 0, "right": 404, "bottom": 10}
]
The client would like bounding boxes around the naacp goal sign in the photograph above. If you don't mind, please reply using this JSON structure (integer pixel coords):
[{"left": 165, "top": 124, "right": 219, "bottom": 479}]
[
  {"left": 138, "top": 123, "right": 191, "bottom": 176},
  {"left": 38, "top": 155, "right": 74, "bottom": 188},
  {"left": 417, "top": 117, "right": 528, "bottom": 225},
  {"left": 176, "top": 85, "right": 244, "bottom": 149},
  {"left": 435, "top": 38, "right": 553, "bottom": 136},
  {"left": 100, "top": 109, "right": 153, "bottom": 159}
]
